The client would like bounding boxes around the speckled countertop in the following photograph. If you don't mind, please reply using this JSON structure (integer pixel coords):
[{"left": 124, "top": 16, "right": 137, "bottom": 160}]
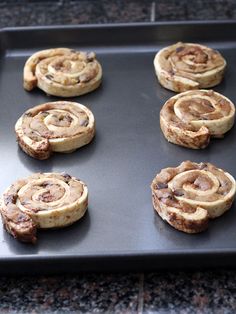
[
  {"left": 1, "top": 1, "right": 236, "bottom": 313},
  {"left": 1, "top": 0, "right": 236, "bottom": 26}
]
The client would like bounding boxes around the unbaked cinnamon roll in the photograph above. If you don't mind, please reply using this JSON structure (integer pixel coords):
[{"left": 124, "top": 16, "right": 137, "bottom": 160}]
[
  {"left": 23, "top": 48, "right": 102, "bottom": 97},
  {"left": 151, "top": 161, "right": 236, "bottom": 233},
  {"left": 0, "top": 172, "right": 88, "bottom": 243},
  {"left": 160, "top": 90, "right": 235, "bottom": 149},
  {"left": 154, "top": 42, "right": 226, "bottom": 92},
  {"left": 15, "top": 101, "right": 95, "bottom": 160}
]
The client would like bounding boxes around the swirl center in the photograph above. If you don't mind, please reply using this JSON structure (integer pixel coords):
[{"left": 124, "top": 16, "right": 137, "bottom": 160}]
[
  {"left": 17, "top": 178, "right": 70, "bottom": 212},
  {"left": 168, "top": 45, "right": 224, "bottom": 74},
  {"left": 169, "top": 170, "right": 220, "bottom": 198},
  {"left": 33, "top": 183, "right": 65, "bottom": 203},
  {"left": 22, "top": 104, "right": 90, "bottom": 140},
  {"left": 174, "top": 95, "right": 219, "bottom": 122},
  {"left": 48, "top": 58, "right": 86, "bottom": 77},
  {"left": 178, "top": 47, "right": 209, "bottom": 64},
  {"left": 44, "top": 110, "right": 74, "bottom": 128}
]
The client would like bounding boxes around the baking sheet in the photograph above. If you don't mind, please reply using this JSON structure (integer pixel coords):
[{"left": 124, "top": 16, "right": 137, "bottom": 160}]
[{"left": 1, "top": 22, "right": 236, "bottom": 274}]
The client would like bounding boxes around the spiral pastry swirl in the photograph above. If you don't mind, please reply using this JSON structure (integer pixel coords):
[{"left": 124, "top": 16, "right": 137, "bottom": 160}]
[
  {"left": 151, "top": 161, "right": 236, "bottom": 233},
  {"left": 0, "top": 172, "right": 88, "bottom": 243},
  {"left": 23, "top": 48, "right": 102, "bottom": 97},
  {"left": 160, "top": 90, "right": 235, "bottom": 149},
  {"left": 154, "top": 42, "right": 226, "bottom": 92},
  {"left": 15, "top": 101, "right": 95, "bottom": 160}
]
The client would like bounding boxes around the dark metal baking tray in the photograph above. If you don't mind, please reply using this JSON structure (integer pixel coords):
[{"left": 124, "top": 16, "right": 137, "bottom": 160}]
[{"left": 1, "top": 21, "right": 236, "bottom": 274}]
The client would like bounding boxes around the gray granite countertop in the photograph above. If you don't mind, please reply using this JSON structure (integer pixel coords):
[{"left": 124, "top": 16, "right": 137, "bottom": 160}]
[
  {"left": 1, "top": 0, "right": 236, "bottom": 27},
  {"left": 2, "top": 270, "right": 236, "bottom": 313},
  {"left": 1, "top": 0, "right": 236, "bottom": 313}
]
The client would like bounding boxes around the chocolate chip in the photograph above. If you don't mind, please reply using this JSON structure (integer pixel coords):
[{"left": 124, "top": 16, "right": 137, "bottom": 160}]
[
  {"left": 61, "top": 173, "right": 71, "bottom": 183},
  {"left": 176, "top": 46, "right": 184, "bottom": 53},
  {"left": 45, "top": 74, "right": 54, "bottom": 80},
  {"left": 17, "top": 213, "right": 28, "bottom": 222},
  {"left": 156, "top": 182, "right": 168, "bottom": 190},
  {"left": 173, "top": 189, "right": 184, "bottom": 197},
  {"left": 24, "top": 112, "right": 33, "bottom": 117},
  {"left": 39, "top": 191, "right": 55, "bottom": 203},
  {"left": 40, "top": 183, "right": 48, "bottom": 188},
  {"left": 4, "top": 194, "right": 17, "bottom": 205},
  {"left": 65, "top": 115, "right": 73, "bottom": 123},
  {"left": 21, "top": 201, "right": 29, "bottom": 206},
  {"left": 160, "top": 194, "right": 174, "bottom": 202}
]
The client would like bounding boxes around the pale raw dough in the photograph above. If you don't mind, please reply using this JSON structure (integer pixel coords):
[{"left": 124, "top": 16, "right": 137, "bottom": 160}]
[
  {"left": 15, "top": 101, "right": 95, "bottom": 160},
  {"left": 151, "top": 161, "right": 236, "bottom": 233},
  {"left": 0, "top": 172, "right": 88, "bottom": 243},
  {"left": 23, "top": 48, "right": 102, "bottom": 97},
  {"left": 160, "top": 90, "right": 235, "bottom": 149},
  {"left": 154, "top": 42, "right": 226, "bottom": 92}
]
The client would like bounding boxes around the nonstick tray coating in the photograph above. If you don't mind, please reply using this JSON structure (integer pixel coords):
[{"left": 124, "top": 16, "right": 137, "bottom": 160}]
[{"left": 0, "top": 22, "right": 236, "bottom": 274}]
